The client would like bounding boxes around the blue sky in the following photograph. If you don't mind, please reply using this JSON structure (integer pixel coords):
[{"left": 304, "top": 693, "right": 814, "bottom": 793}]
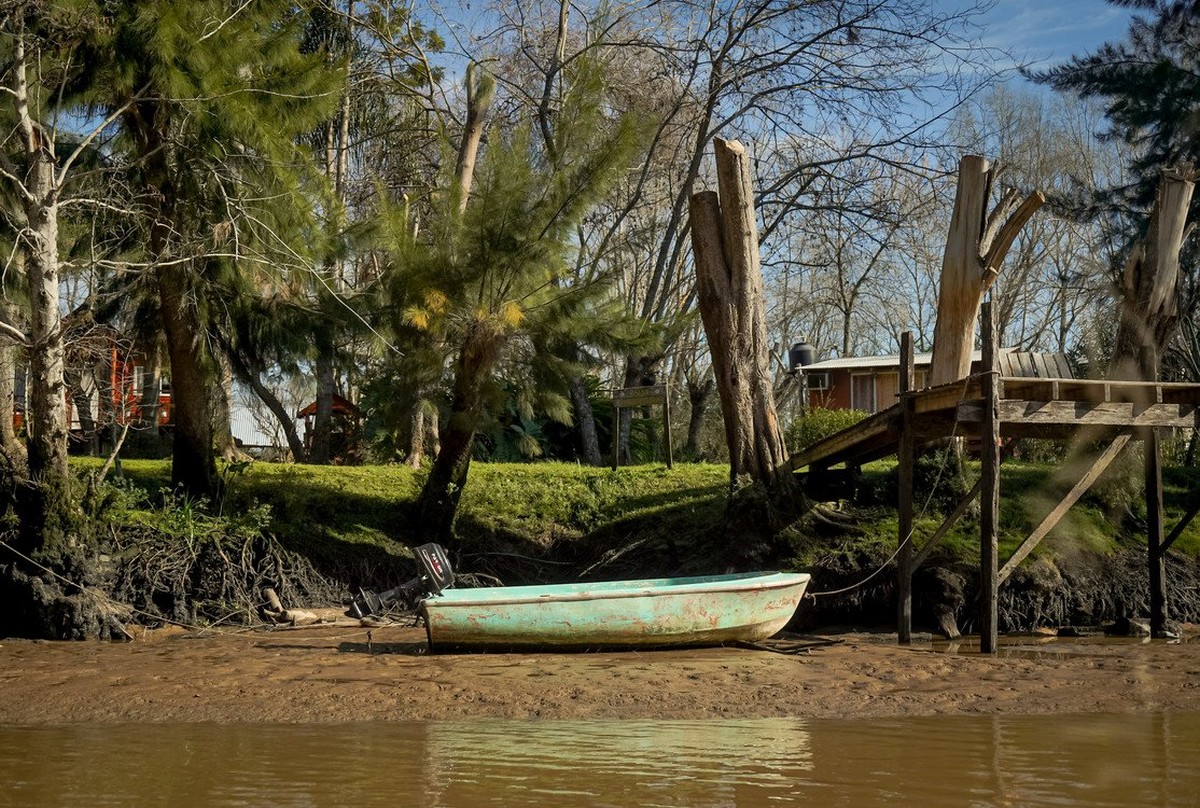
[{"left": 967, "top": 0, "right": 1138, "bottom": 71}]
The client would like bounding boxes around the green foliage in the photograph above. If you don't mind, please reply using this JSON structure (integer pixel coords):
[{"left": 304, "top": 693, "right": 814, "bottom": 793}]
[
  {"left": 1031, "top": 1, "right": 1200, "bottom": 211},
  {"left": 786, "top": 408, "right": 868, "bottom": 452}
]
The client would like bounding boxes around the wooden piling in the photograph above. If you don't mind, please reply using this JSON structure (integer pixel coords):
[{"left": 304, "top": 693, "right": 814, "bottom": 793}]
[
  {"left": 1146, "top": 427, "right": 1168, "bottom": 637},
  {"left": 980, "top": 301, "right": 1000, "bottom": 654},
  {"left": 897, "top": 332, "right": 915, "bottom": 645}
]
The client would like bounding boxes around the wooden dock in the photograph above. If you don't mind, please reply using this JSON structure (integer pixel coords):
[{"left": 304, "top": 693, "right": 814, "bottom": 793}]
[{"left": 788, "top": 303, "right": 1200, "bottom": 651}]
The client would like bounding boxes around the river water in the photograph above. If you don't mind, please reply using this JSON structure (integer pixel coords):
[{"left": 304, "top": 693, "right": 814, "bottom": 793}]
[{"left": 2, "top": 712, "right": 1197, "bottom": 806}]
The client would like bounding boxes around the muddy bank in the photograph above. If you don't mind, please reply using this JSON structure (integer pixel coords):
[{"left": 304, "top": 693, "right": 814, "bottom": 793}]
[
  {"left": 3, "top": 625, "right": 1200, "bottom": 724},
  {"left": 799, "top": 549, "right": 1200, "bottom": 635}
]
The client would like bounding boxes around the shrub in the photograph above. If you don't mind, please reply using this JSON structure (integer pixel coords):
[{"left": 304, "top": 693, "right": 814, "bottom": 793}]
[{"left": 786, "top": 408, "right": 868, "bottom": 452}]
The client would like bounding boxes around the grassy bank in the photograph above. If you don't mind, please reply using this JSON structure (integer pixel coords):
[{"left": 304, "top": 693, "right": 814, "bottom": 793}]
[{"left": 77, "top": 457, "right": 1200, "bottom": 577}]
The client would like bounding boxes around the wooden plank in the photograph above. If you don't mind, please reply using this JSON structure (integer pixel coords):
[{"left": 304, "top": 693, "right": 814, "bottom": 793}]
[
  {"left": 1000, "top": 378, "right": 1058, "bottom": 402},
  {"left": 998, "top": 434, "right": 1132, "bottom": 584},
  {"left": 981, "top": 302, "right": 1000, "bottom": 654},
  {"left": 1037, "top": 353, "right": 1056, "bottom": 378},
  {"left": 613, "top": 384, "right": 667, "bottom": 407},
  {"left": 998, "top": 351, "right": 1014, "bottom": 376},
  {"left": 1055, "top": 353, "right": 1073, "bottom": 379},
  {"left": 912, "top": 377, "right": 983, "bottom": 416},
  {"left": 1162, "top": 495, "right": 1200, "bottom": 552},
  {"left": 958, "top": 400, "right": 1198, "bottom": 430}
]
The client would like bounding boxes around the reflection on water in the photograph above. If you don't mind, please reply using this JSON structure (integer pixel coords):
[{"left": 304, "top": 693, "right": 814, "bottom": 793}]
[{"left": 1, "top": 713, "right": 1198, "bottom": 807}]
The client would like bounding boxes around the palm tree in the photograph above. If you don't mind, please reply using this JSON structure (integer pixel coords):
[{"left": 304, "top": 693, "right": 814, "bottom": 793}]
[{"left": 381, "top": 72, "right": 647, "bottom": 540}]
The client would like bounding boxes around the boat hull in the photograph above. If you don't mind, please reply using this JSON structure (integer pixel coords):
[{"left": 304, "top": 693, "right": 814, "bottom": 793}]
[{"left": 419, "top": 571, "right": 810, "bottom": 650}]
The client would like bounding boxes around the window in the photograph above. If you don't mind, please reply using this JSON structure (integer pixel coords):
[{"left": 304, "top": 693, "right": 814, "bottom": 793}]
[{"left": 806, "top": 371, "right": 830, "bottom": 391}]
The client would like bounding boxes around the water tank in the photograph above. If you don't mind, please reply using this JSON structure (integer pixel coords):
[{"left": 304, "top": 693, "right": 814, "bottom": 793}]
[{"left": 788, "top": 341, "right": 817, "bottom": 373}]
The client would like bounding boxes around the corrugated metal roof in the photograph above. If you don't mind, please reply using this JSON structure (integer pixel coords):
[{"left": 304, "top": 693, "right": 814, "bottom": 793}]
[{"left": 801, "top": 350, "right": 989, "bottom": 372}]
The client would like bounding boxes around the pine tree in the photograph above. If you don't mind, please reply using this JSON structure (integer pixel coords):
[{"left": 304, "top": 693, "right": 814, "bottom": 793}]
[
  {"left": 1030, "top": 0, "right": 1200, "bottom": 210},
  {"left": 72, "top": 0, "right": 341, "bottom": 500}
]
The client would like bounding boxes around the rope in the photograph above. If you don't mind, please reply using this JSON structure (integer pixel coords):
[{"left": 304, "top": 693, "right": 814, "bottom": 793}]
[{"left": 804, "top": 371, "right": 981, "bottom": 600}]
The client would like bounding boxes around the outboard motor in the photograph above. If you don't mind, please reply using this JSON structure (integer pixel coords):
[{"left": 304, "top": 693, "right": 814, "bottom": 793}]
[{"left": 348, "top": 543, "right": 454, "bottom": 618}]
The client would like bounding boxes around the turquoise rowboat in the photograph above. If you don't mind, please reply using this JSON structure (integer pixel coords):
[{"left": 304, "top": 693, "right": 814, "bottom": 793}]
[{"left": 419, "top": 570, "right": 811, "bottom": 650}]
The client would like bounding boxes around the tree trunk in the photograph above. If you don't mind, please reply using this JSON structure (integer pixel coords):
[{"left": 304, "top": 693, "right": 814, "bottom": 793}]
[
  {"left": 455, "top": 63, "right": 495, "bottom": 214},
  {"left": 13, "top": 41, "right": 72, "bottom": 549},
  {"left": 417, "top": 328, "right": 501, "bottom": 542},
  {"left": 406, "top": 404, "right": 426, "bottom": 468},
  {"left": 211, "top": 348, "right": 246, "bottom": 461},
  {"left": 1110, "top": 166, "right": 1195, "bottom": 381},
  {"left": 157, "top": 262, "right": 216, "bottom": 500},
  {"left": 684, "top": 373, "right": 715, "bottom": 459},
  {"left": 929, "top": 155, "right": 1044, "bottom": 386},
  {"left": 0, "top": 294, "right": 27, "bottom": 471},
  {"left": 569, "top": 374, "right": 602, "bottom": 466},
  {"left": 310, "top": 332, "right": 335, "bottom": 464},
  {"left": 688, "top": 138, "right": 789, "bottom": 490},
  {"left": 405, "top": 400, "right": 441, "bottom": 469},
  {"left": 220, "top": 339, "right": 307, "bottom": 462}
]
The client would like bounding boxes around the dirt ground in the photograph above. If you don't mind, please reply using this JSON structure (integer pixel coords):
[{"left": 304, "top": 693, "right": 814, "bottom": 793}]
[{"left": 3, "top": 623, "right": 1200, "bottom": 723}]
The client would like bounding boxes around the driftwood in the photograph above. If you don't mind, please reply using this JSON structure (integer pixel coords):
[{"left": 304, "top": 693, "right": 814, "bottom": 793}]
[
  {"left": 260, "top": 587, "right": 320, "bottom": 626},
  {"left": 929, "top": 155, "right": 1044, "bottom": 386}
]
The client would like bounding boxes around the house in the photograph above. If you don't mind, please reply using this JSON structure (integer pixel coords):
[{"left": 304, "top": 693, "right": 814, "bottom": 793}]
[{"left": 800, "top": 348, "right": 1074, "bottom": 414}]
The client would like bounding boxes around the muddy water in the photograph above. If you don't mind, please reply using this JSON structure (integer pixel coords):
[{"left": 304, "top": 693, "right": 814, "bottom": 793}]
[{"left": 2, "top": 713, "right": 1197, "bottom": 806}]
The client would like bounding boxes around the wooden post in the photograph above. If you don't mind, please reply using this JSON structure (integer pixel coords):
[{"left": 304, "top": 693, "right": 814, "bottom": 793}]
[
  {"left": 1146, "top": 427, "right": 1168, "bottom": 637},
  {"left": 980, "top": 301, "right": 1000, "bottom": 654},
  {"left": 611, "top": 399, "right": 619, "bottom": 471},
  {"left": 664, "top": 391, "right": 673, "bottom": 470},
  {"left": 897, "top": 331, "right": 915, "bottom": 645}
]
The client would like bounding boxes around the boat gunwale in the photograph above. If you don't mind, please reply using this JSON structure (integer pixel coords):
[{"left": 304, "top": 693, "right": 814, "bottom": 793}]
[{"left": 420, "top": 571, "right": 811, "bottom": 609}]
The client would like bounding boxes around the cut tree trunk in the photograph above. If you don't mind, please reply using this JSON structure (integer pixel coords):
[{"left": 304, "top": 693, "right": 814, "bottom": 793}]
[
  {"left": 688, "top": 138, "right": 789, "bottom": 490},
  {"left": 1110, "top": 166, "right": 1195, "bottom": 381},
  {"left": 455, "top": 63, "right": 495, "bottom": 214},
  {"left": 929, "top": 155, "right": 1044, "bottom": 386}
]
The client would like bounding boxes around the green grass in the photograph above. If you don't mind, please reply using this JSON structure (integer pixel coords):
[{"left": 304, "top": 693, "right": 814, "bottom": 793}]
[{"left": 72, "top": 455, "right": 1200, "bottom": 585}]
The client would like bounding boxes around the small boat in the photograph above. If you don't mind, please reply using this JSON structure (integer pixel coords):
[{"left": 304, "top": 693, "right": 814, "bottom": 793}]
[
  {"left": 350, "top": 544, "right": 810, "bottom": 650},
  {"left": 420, "top": 571, "right": 810, "bottom": 650}
]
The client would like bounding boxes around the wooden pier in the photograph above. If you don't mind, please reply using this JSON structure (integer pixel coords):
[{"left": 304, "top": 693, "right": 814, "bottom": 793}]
[{"left": 788, "top": 303, "right": 1200, "bottom": 652}]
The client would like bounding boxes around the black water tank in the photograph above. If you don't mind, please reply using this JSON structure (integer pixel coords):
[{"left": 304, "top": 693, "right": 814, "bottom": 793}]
[{"left": 788, "top": 341, "right": 817, "bottom": 373}]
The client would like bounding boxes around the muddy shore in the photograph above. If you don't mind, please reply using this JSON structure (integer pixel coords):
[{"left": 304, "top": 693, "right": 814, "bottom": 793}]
[{"left": 2, "top": 624, "right": 1199, "bottom": 723}]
